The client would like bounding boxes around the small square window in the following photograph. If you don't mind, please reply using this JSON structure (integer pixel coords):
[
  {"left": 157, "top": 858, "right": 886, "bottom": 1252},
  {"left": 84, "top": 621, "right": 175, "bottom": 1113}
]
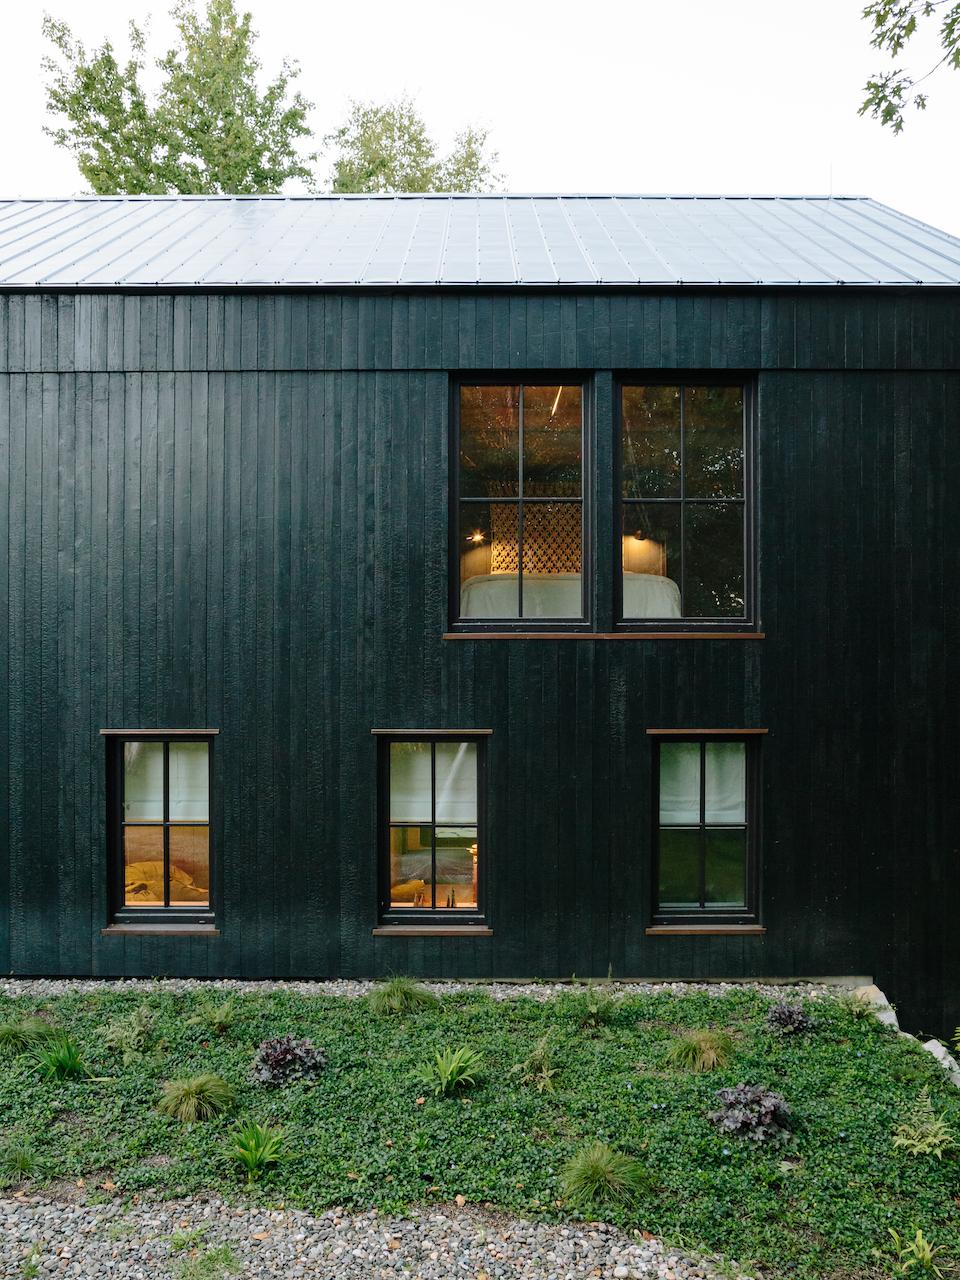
[
  {"left": 652, "top": 735, "right": 760, "bottom": 923},
  {"left": 378, "top": 734, "right": 488, "bottom": 924}
]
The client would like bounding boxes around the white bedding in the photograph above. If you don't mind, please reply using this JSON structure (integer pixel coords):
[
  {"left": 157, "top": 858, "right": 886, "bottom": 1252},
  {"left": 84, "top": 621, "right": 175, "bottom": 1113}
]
[{"left": 459, "top": 571, "right": 681, "bottom": 619}]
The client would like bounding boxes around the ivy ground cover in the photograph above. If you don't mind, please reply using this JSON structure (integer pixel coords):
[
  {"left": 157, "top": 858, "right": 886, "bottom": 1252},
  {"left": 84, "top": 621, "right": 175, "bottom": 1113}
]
[{"left": 0, "top": 985, "right": 958, "bottom": 1278}]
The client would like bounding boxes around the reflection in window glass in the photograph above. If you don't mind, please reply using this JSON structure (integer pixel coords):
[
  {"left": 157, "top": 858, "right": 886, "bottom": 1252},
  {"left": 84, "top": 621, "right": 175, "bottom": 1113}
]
[
  {"left": 655, "top": 739, "right": 753, "bottom": 919},
  {"left": 386, "top": 740, "right": 480, "bottom": 913},
  {"left": 622, "top": 384, "right": 746, "bottom": 621},
  {"left": 459, "top": 384, "right": 583, "bottom": 621},
  {"left": 119, "top": 738, "right": 210, "bottom": 912}
]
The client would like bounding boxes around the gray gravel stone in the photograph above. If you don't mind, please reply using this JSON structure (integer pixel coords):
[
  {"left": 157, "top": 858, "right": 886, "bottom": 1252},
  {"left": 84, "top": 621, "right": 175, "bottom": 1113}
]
[
  {"left": 0, "top": 1194, "right": 762, "bottom": 1279},
  {"left": 0, "top": 976, "right": 839, "bottom": 1003}
]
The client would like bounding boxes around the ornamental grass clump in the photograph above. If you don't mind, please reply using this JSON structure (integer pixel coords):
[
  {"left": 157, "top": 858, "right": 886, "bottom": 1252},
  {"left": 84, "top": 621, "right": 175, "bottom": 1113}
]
[
  {"left": 228, "top": 1119, "right": 284, "bottom": 1184},
  {"left": 252, "top": 1035, "right": 326, "bottom": 1087},
  {"left": 34, "top": 1036, "right": 88, "bottom": 1081},
  {"left": 709, "top": 1083, "right": 792, "bottom": 1145},
  {"left": 367, "top": 976, "right": 438, "bottom": 1017},
  {"left": 893, "top": 1087, "right": 957, "bottom": 1160},
  {"left": 0, "top": 1016, "right": 61, "bottom": 1056},
  {"left": 158, "top": 1073, "right": 234, "bottom": 1123},
  {"left": 0, "top": 1135, "right": 39, "bottom": 1187},
  {"left": 664, "top": 1028, "right": 735, "bottom": 1073},
  {"left": 765, "top": 1001, "right": 815, "bottom": 1035},
  {"left": 418, "top": 1045, "right": 482, "bottom": 1097},
  {"left": 561, "top": 1141, "right": 653, "bottom": 1214}
]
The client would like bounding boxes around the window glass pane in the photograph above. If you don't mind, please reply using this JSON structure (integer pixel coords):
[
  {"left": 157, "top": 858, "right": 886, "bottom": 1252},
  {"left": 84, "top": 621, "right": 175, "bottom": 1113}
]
[
  {"left": 622, "top": 386, "right": 681, "bottom": 498},
  {"left": 685, "top": 386, "right": 743, "bottom": 499},
  {"left": 168, "top": 742, "right": 209, "bottom": 820},
  {"left": 435, "top": 742, "right": 477, "bottom": 823},
  {"left": 705, "top": 743, "right": 746, "bottom": 823},
  {"left": 659, "top": 743, "right": 701, "bottom": 823},
  {"left": 523, "top": 385, "right": 581, "bottom": 496},
  {"left": 658, "top": 828, "right": 700, "bottom": 908},
  {"left": 435, "top": 828, "right": 478, "bottom": 910},
  {"left": 123, "top": 741, "right": 164, "bottom": 820},
  {"left": 389, "top": 743, "right": 433, "bottom": 823},
  {"left": 521, "top": 502, "right": 582, "bottom": 618},
  {"left": 622, "top": 504, "right": 681, "bottom": 618},
  {"left": 123, "top": 826, "right": 164, "bottom": 905},
  {"left": 389, "top": 825, "right": 432, "bottom": 908},
  {"left": 705, "top": 829, "right": 747, "bottom": 907},
  {"left": 684, "top": 503, "right": 745, "bottom": 617},
  {"left": 168, "top": 826, "right": 210, "bottom": 906},
  {"left": 460, "top": 385, "right": 520, "bottom": 498},
  {"left": 459, "top": 502, "right": 519, "bottom": 619}
]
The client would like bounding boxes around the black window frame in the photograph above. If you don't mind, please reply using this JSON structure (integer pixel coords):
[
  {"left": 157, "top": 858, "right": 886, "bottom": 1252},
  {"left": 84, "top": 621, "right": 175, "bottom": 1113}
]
[
  {"left": 107, "top": 732, "right": 217, "bottom": 926},
  {"left": 651, "top": 734, "right": 760, "bottom": 925},
  {"left": 377, "top": 732, "right": 489, "bottom": 927},
  {"left": 615, "top": 375, "right": 758, "bottom": 633},
  {"left": 449, "top": 374, "right": 593, "bottom": 633}
]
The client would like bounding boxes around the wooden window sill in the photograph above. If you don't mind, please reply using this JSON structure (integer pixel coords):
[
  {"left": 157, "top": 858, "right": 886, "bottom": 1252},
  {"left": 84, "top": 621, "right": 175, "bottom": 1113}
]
[
  {"left": 102, "top": 923, "right": 220, "bottom": 937},
  {"left": 646, "top": 924, "right": 766, "bottom": 936},
  {"left": 443, "top": 632, "right": 764, "bottom": 641},
  {"left": 372, "top": 925, "right": 493, "bottom": 938}
]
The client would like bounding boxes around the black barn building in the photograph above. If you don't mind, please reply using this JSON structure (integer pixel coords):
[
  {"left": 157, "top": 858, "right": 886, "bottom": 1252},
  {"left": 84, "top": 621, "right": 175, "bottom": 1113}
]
[{"left": 0, "top": 194, "right": 957, "bottom": 1034}]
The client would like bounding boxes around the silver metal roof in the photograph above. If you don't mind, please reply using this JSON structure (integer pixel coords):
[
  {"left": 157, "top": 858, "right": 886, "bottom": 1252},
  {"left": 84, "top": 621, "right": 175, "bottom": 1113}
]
[{"left": 0, "top": 194, "right": 958, "bottom": 288}]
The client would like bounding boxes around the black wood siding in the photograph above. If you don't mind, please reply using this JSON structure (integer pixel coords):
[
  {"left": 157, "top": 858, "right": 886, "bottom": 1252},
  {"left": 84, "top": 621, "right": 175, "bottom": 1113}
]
[{"left": 0, "top": 290, "right": 957, "bottom": 1035}]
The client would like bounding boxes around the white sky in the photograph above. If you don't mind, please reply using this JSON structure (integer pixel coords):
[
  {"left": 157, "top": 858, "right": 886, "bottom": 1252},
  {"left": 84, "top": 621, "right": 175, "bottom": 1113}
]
[{"left": 2, "top": 0, "right": 958, "bottom": 234}]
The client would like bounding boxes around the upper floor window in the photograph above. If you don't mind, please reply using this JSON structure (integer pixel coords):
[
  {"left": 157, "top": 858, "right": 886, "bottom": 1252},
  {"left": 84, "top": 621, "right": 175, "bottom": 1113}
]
[
  {"left": 621, "top": 383, "right": 750, "bottom": 624},
  {"left": 107, "top": 733, "right": 214, "bottom": 924},
  {"left": 456, "top": 383, "right": 584, "bottom": 623},
  {"left": 378, "top": 733, "right": 487, "bottom": 923}
]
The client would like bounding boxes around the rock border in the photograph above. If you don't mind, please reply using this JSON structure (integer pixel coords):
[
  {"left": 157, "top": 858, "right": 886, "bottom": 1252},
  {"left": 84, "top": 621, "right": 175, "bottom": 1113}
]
[{"left": 851, "top": 984, "right": 960, "bottom": 1087}]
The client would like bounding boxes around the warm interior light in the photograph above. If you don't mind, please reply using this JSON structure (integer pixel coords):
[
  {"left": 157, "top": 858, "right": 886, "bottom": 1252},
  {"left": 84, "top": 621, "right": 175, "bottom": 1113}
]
[
  {"left": 468, "top": 530, "right": 486, "bottom": 544},
  {"left": 550, "top": 386, "right": 563, "bottom": 417},
  {"left": 622, "top": 533, "right": 666, "bottom": 576}
]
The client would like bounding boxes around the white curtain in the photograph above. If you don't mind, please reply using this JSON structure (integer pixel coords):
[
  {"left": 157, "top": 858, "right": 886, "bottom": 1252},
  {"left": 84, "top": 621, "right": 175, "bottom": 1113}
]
[
  {"left": 169, "top": 743, "right": 209, "bottom": 820},
  {"left": 124, "top": 742, "right": 164, "bottom": 820},
  {"left": 659, "top": 742, "right": 745, "bottom": 824},
  {"left": 123, "top": 741, "right": 208, "bottom": 821},
  {"left": 390, "top": 742, "right": 477, "bottom": 824}
]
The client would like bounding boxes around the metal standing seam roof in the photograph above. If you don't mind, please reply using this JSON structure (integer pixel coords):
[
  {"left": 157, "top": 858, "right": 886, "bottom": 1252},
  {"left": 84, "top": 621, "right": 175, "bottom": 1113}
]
[{"left": 0, "top": 194, "right": 959, "bottom": 288}]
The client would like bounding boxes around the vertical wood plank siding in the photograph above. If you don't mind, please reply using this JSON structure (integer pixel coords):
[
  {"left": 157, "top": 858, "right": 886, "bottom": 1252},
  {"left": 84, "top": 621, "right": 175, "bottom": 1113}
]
[{"left": 0, "top": 290, "right": 958, "bottom": 1036}]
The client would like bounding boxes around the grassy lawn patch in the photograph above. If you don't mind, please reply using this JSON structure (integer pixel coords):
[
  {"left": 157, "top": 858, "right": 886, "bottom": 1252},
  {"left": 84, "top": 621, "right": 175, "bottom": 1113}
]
[{"left": 1, "top": 985, "right": 958, "bottom": 1278}]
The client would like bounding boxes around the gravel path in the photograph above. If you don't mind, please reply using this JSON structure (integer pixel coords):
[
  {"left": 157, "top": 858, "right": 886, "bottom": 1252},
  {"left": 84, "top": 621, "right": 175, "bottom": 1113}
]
[
  {"left": 0, "top": 1194, "right": 757, "bottom": 1279},
  {"left": 0, "top": 976, "right": 843, "bottom": 1002}
]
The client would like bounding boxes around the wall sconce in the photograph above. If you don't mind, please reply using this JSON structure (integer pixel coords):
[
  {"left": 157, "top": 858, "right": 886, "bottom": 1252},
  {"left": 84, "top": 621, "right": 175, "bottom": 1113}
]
[
  {"left": 622, "top": 533, "right": 666, "bottom": 576},
  {"left": 467, "top": 530, "right": 486, "bottom": 545}
]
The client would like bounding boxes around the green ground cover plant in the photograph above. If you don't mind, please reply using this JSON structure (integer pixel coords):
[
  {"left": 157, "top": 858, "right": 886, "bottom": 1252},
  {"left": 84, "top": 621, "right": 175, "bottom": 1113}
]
[{"left": 0, "top": 985, "right": 958, "bottom": 1279}]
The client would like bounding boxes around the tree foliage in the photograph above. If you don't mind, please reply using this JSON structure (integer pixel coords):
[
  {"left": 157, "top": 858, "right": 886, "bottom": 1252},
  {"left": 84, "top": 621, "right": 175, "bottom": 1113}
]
[
  {"left": 42, "top": 0, "right": 315, "bottom": 193},
  {"left": 327, "top": 96, "right": 501, "bottom": 193},
  {"left": 860, "top": 0, "right": 960, "bottom": 131}
]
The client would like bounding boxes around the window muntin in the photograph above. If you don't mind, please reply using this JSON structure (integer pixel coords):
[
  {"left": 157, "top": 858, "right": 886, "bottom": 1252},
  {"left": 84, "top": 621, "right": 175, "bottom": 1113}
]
[
  {"left": 115, "top": 737, "right": 212, "bottom": 914},
  {"left": 654, "top": 738, "right": 756, "bottom": 922},
  {"left": 458, "top": 383, "right": 584, "bottom": 622},
  {"left": 383, "top": 738, "right": 482, "bottom": 916},
  {"left": 622, "top": 384, "right": 747, "bottom": 622}
]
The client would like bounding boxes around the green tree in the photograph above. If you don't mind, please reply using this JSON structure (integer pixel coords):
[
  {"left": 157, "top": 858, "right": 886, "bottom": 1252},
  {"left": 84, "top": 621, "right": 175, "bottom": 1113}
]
[
  {"left": 42, "top": 0, "right": 315, "bottom": 194},
  {"left": 327, "top": 96, "right": 501, "bottom": 193},
  {"left": 860, "top": 0, "right": 960, "bottom": 131}
]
